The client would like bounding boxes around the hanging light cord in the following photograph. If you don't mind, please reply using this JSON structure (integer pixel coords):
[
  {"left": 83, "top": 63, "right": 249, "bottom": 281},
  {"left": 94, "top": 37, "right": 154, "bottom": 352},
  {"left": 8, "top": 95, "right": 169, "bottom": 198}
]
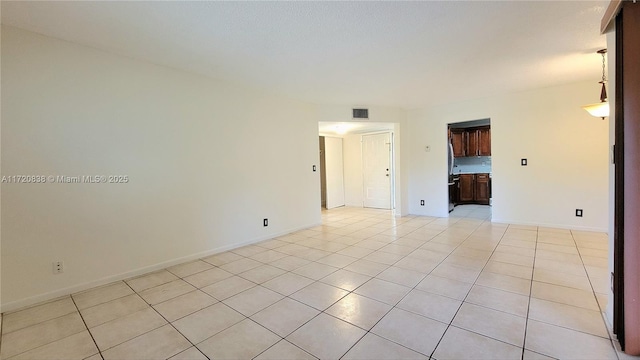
[{"left": 598, "top": 49, "right": 607, "bottom": 102}]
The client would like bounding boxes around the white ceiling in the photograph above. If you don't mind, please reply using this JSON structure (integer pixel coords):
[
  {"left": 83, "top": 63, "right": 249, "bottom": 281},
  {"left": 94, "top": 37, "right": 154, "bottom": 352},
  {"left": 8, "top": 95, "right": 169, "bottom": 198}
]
[
  {"left": 1, "top": 1, "right": 608, "bottom": 109},
  {"left": 319, "top": 121, "right": 395, "bottom": 136}
]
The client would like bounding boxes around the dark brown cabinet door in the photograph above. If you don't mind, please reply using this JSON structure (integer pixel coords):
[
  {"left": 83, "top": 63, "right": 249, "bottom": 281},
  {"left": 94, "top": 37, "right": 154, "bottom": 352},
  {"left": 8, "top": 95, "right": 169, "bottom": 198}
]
[
  {"left": 467, "top": 130, "right": 479, "bottom": 157},
  {"left": 478, "top": 127, "right": 491, "bottom": 156},
  {"left": 451, "top": 129, "right": 465, "bottom": 157},
  {"left": 458, "top": 174, "right": 474, "bottom": 202},
  {"left": 475, "top": 173, "right": 490, "bottom": 205}
]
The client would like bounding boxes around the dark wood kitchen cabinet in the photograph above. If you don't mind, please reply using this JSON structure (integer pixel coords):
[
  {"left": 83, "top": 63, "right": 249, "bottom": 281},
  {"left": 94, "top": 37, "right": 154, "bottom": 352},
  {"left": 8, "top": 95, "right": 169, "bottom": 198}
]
[
  {"left": 475, "top": 173, "right": 490, "bottom": 204},
  {"left": 450, "top": 129, "right": 466, "bottom": 157},
  {"left": 457, "top": 173, "right": 490, "bottom": 205},
  {"left": 477, "top": 127, "right": 491, "bottom": 156},
  {"left": 458, "top": 174, "right": 475, "bottom": 202},
  {"left": 450, "top": 126, "right": 491, "bottom": 157}
]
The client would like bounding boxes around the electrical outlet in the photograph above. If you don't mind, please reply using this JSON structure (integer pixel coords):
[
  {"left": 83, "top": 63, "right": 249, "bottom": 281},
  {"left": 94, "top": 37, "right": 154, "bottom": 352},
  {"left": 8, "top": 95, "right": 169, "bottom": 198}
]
[
  {"left": 420, "top": 200, "right": 425, "bottom": 206},
  {"left": 576, "top": 209, "right": 583, "bottom": 217},
  {"left": 312, "top": 165, "right": 316, "bottom": 172},
  {"left": 521, "top": 159, "right": 528, "bottom": 166},
  {"left": 263, "top": 218, "right": 268, "bottom": 227},
  {"left": 52, "top": 261, "right": 64, "bottom": 274}
]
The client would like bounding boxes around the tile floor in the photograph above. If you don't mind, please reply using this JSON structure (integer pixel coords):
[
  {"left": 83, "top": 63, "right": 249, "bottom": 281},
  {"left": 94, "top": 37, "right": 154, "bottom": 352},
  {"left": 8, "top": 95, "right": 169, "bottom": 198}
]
[{"left": 0, "top": 205, "right": 631, "bottom": 359}]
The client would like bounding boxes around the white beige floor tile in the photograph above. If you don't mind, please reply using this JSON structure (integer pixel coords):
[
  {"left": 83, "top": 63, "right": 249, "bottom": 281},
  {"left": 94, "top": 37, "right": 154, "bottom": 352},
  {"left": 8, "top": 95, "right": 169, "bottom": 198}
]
[
  {"left": 286, "top": 313, "right": 366, "bottom": 359},
  {"left": 152, "top": 290, "right": 217, "bottom": 322},
  {"left": 80, "top": 293, "right": 148, "bottom": 328},
  {"left": 2, "top": 297, "right": 77, "bottom": 334},
  {"left": 250, "top": 298, "right": 319, "bottom": 337},
  {"left": 528, "top": 298, "right": 609, "bottom": 338},
  {"left": 167, "top": 260, "right": 214, "bottom": 278},
  {"left": 452, "top": 303, "right": 526, "bottom": 346},
  {"left": 223, "top": 285, "right": 284, "bottom": 316},
  {"left": 202, "top": 251, "right": 244, "bottom": 266},
  {"left": 319, "top": 269, "right": 372, "bottom": 291},
  {"left": 102, "top": 324, "right": 191, "bottom": 360},
  {"left": 219, "top": 257, "right": 263, "bottom": 274},
  {"left": 196, "top": 319, "right": 280, "bottom": 359},
  {"left": 254, "top": 339, "right": 316, "bottom": 360},
  {"left": 375, "top": 266, "right": 426, "bottom": 287},
  {"left": 138, "top": 279, "right": 196, "bottom": 305},
  {"left": 316, "top": 253, "right": 358, "bottom": 268},
  {"left": 172, "top": 303, "right": 244, "bottom": 344},
  {"left": 183, "top": 267, "right": 233, "bottom": 288},
  {"left": 290, "top": 282, "right": 348, "bottom": 311},
  {"left": 431, "top": 263, "right": 481, "bottom": 283},
  {"left": 363, "top": 251, "right": 404, "bottom": 265},
  {"left": 169, "top": 346, "right": 209, "bottom": 360},
  {"left": 534, "top": 258, "right": 586, "bottom": 276},
  {"left": 531, "top": 281, "right": 599, "bottom": 310},
  {"left": 343, "top": 333, "right": 427, "bottom": 360},
  {"left": 465, "top": 285, "right": 529, "bottom": 317},
  {"left": 525, "top": 320, "right": 617, "bottom": 359},
  {"left": 325, "top": 293, "right": 392, "bottom": 330},
  {"left": 89, "top": 307, "right": 166, "bottom": 351},
  {"left": 7, "top": 330, "right": 98, "bottom": 360},
  {"left": 397, "top": 289, "right": 462, "bottom": 323},
  {"left": 476, "top": 272, "right": 531, "bottom": 295},
  {"left": 126, "top": 270, "right": 178, "bottom": 292},
  {"left": 344, "top": 259, "right": 390, "bottom": 277},
  {"left": 433, "top": 325, "right": 522, "bottom": 359},
  {"left": 490, "top": 252, "right": 535, "bottom": 267},
  {"left": 337, "top": 245, "right": 374, "bottom": 259},
  {"left": 371, "top": 308, "right": 447, "bottom": 356},
  {"left": 393, "top": 256, "right": 439, "bottom": 273},
  {"left": 535, "top": 249, "right": 583, "bottom": 264},
  {"left": 238, "top": 264, "right": 286, "bottom": 284},
  {"left": 250, "top": 249, "right": 288, "bottom": 263},
  {"left": 415, "top": 275, "right": 473, "bottom": 300},
  {"left": 483, "top": 260, "right": 533, "bottom": 280},
  {"left": 72, "top": 282, "right": 134, "bottom": 310},
  {"left": 522, "top": 349, "right": 556, "bottom": 360},
  {"left": 268, "top": 255, "right": 311, "bottom": 271},
  {"left": 353, "top": 278, "right": 411, "bottom": 305},
  {"left": 0, "top": 312, "right": 86, "bottom": 359},
  {"left": 262, "top": 273, "right": 314, "bottom": 296},
  {"left": 441, "top": 255, "right": 487, "bottom": 271},
  {"left": 232, "top": 245, "right": 268, "bottom": 257},
  {"left": 292, "top": 262, "right": 340, "bottom": 280},
  {"left": 200, "top": 276, "right": 256, "bottom": 300},
  {"left": 532, "top": 267, "right": 592, "bottom": 291}
]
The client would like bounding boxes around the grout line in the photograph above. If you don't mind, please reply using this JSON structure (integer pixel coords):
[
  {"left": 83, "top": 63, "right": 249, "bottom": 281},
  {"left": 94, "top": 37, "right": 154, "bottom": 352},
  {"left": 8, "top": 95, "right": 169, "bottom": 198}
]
[
  {"left": 70, "top": 296, "right": 105, "bottom": 360},
  {"left": 520, "top": 225, "right": 539, "bottom": 360}
]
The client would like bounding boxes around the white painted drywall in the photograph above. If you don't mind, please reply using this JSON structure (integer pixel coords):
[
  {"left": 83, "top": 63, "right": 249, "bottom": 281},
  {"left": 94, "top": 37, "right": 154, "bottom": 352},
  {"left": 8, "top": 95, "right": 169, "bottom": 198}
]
[
  {"left": 407, "top": 81, "right": 609, "bottom": 231},
  {"left": 1, "top": 26, "right": 321, "bottom": 311},
  {"left": 324, "top": 137, "right": 345, "bottom": 209}
]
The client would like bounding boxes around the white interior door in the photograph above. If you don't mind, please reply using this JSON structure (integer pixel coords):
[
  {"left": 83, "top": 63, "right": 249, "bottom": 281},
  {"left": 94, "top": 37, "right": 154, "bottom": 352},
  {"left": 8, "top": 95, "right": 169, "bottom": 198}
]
[
  {"left": 324, "top": 137, "right": 345, "bottom": 209},
  {"left": 362, "top": 132, "right": 392, "bottom": 209}
]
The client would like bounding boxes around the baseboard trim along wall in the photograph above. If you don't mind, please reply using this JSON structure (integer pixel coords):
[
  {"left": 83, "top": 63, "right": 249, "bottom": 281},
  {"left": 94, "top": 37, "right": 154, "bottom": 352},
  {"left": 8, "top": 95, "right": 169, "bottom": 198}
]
[
  {"left": 0, "top": 222, "right": 322, "bottom": 313},
  {"left": 490, "top": 218, "right": 608, "bottom": 233}
]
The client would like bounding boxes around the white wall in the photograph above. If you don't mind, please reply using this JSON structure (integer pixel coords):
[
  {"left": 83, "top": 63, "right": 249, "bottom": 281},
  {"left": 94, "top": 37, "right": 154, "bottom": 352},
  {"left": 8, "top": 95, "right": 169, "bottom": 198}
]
[
  {"left": 1, "top": 26, "right": 321, "bottom": 311},
  {"left": 408, "top": 81, "right": 610, "bottom": 231}
]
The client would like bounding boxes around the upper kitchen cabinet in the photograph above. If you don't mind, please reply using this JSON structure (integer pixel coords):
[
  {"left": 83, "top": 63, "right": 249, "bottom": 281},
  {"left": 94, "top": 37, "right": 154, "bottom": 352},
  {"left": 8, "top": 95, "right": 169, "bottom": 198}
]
[
  {"left": 477, "top": 127, "right": 491, "bottom": 156},
  {"left": 450, "top": 129, "right": 466, "bottom": 157},
  {"left": 450, "top": 126, "right": 491, "bottom": 157}
]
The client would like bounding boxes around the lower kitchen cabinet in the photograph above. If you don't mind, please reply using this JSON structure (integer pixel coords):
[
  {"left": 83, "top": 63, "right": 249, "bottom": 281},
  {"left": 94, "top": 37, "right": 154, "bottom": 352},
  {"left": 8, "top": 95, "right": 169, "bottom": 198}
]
[{"left": 457, "top": 173, "right": 490, "bottom": 205}]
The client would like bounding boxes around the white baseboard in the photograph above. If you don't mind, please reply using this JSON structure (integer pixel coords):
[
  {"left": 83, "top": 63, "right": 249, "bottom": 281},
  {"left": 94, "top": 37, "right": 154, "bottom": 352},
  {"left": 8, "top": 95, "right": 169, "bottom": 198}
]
[
  {"left": 1, "top": 222, "right": 320, "bottom": 313},
  {"left": 491, "top": 218, "right": 607, "bottom": 233}
]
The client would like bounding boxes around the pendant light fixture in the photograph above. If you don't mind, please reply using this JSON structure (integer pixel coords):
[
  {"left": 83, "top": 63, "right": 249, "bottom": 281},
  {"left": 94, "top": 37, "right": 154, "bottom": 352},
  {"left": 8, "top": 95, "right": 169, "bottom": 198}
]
[{"left": 582, "top": 49, "right": 609, "bottom": 119}]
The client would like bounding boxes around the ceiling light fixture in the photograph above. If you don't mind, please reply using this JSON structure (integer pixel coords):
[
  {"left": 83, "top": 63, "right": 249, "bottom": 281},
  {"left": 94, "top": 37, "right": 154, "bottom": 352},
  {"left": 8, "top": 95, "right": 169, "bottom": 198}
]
[{"left": 582, "top": 49, "right": 609, "bottom": 120}]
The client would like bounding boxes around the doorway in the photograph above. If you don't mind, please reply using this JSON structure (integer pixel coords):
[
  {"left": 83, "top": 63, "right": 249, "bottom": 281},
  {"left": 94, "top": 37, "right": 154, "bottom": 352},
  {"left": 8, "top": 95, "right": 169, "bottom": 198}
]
[{"left": 319, "top": 136, "right": 345, "bottom": 210}]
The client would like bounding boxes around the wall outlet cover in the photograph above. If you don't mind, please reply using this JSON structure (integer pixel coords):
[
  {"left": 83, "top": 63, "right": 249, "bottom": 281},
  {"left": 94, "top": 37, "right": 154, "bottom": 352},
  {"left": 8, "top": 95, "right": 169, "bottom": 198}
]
[
  {"left": 521, "top": 159, "right": 528, "bottom": 166},
  {"left": 575, "top": 209, "right": 583, "bottom": 217}
]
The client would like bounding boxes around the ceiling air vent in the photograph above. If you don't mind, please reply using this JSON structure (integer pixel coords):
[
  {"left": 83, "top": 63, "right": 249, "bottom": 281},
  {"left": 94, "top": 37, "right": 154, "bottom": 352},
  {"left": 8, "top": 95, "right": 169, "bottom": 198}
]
[{"left": 353, "top": 108, "right": 369, "bottom": 119}]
